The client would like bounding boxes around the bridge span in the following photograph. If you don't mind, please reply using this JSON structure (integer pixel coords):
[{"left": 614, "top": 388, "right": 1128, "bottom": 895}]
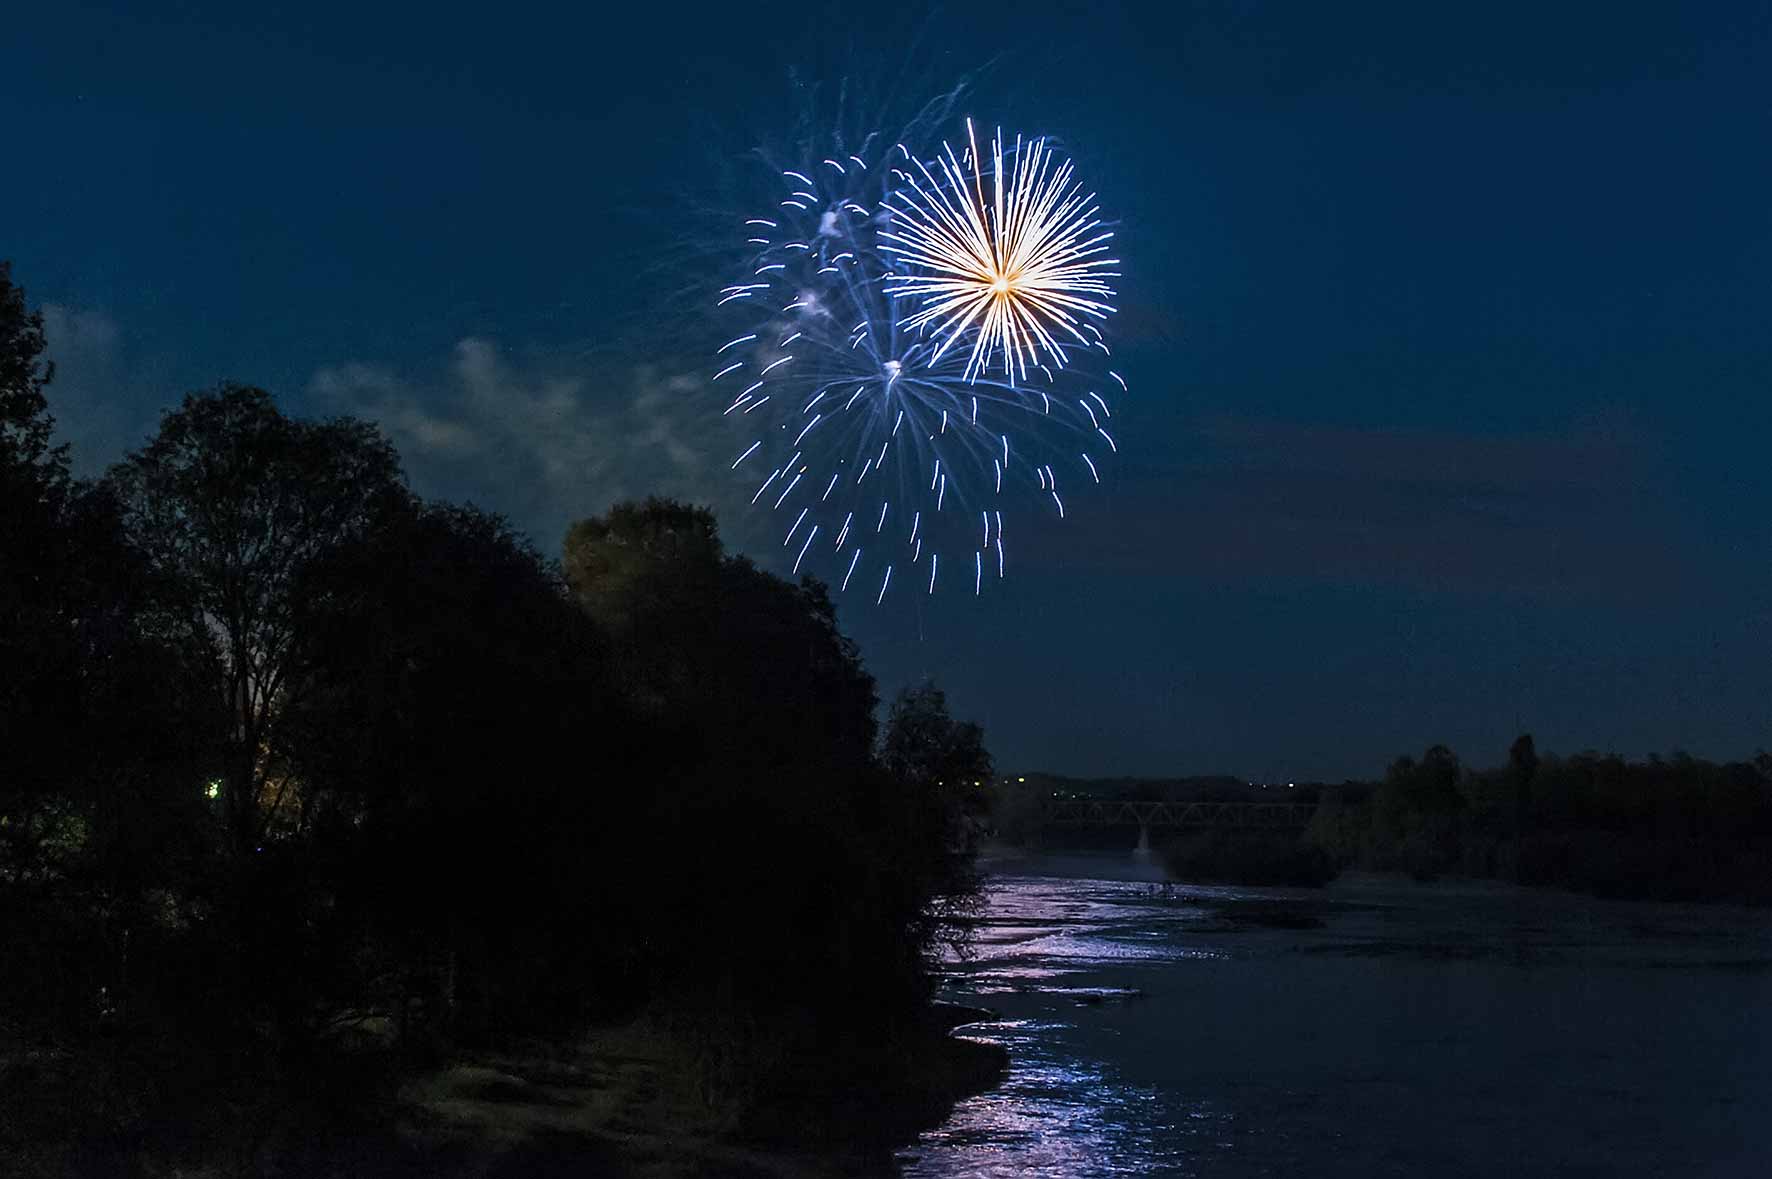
[{"left": 1041, "top": 799, "right": 1319, "bottom": 850}]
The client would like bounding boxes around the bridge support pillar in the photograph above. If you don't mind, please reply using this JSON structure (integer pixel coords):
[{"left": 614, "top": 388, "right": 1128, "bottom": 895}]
[{"left": 1135, "top": 822, "right": 1151, "bottom": 855}]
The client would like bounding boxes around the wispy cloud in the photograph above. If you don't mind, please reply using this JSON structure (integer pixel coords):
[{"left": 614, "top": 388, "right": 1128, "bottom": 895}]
[{"left": 310, "top": 339, "right": 749, "bottom": 550}]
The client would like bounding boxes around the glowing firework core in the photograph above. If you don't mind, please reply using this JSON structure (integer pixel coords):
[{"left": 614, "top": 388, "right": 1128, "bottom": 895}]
[{"left": 882, "top": 119, "right": 1119, "bottom": 384}]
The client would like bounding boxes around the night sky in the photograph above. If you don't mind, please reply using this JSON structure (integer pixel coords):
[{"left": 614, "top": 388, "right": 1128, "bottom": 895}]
[{"left": 8, "top": 2, "right": 1772, "bottom": 781}]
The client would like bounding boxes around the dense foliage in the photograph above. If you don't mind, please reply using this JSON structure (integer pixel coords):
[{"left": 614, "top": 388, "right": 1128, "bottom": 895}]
[
  {"left": 1304, "top": 736, "right": 1772, "bottom": 900},
  {"left": 0, "top": 263, "right": 990, "bottom": 1167}
]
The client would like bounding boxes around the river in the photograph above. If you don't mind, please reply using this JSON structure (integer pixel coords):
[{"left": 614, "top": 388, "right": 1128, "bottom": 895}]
[{"left": 903, "top": 852, "right": 1772, "bottom": 1177}]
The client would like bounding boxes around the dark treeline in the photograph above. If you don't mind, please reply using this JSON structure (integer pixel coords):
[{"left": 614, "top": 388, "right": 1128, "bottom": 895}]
[
  {"left": 1308, "top": 737, "right": 1772, "bottom": 902},
  {"left": 0, "top": 263, "right": 996, "bottom": 1170},
  {"left": 988, "top": 740, "right": 1772, "bottom": 900}
]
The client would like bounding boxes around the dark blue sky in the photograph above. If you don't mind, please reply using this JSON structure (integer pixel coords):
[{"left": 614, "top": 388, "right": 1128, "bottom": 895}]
[{"left": 8, "top": 2, "right": 1772, "bottom": 779}]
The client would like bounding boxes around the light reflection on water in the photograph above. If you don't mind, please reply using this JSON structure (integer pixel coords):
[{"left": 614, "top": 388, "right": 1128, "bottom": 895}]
[
  {"left": 904, "top": 854, "right": 1772, "bottom": 1178},
  {"left": 918, "top": 1022, "right": 1203, "bottom": 1177}
]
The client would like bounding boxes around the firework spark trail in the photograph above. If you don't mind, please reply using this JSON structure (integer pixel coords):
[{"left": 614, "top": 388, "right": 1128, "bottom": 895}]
[{"left": 712, "top": 118, "right": 1125, "bottom": 604}]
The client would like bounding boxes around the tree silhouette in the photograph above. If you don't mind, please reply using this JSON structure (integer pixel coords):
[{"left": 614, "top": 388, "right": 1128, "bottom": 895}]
[
  {"left": 0, "top": 261, "right": 68, "bottom": 880},
  {"left": 108, "top": 386, "right": 410, "bottom": 859},
  {"left": 878, "top": 681, "right": 993, "bottom": 952},
  {"left": 0, "top": 260, "right": 64, "bottom": 485},
  {"left": 281, "top": 500, "right": 617, "bottom": 1036},
  {"left": 1, "top": 265, "right": 220, "bottom": 1040},
  {"left": 564, "top": 500, "right": 884, "bottom": 1010},
  {"left": 881, "top": 682, "right": 993, "bottom": 793},
  {"left": 564, "top": 496, "right": 877, "bottom": 781}
]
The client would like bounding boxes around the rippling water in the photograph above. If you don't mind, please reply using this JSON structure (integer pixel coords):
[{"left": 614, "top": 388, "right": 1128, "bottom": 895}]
[{"left": 904, "top": 853, "right": 1772, "bottom": 1178}]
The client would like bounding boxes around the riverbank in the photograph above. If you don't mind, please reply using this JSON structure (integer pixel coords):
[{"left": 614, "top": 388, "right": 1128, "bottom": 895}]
[
  {"left": 0, "top": 1004, "right": 1005, "bottom": 1177},
  {"left": 394, "top": 1004, "right": 1006, "bottom": 1177}
]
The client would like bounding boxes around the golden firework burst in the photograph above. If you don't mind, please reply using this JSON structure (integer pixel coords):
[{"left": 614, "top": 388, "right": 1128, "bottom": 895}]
[{"left": 882, "top": 120, "right": 1119, "bottom": 384}]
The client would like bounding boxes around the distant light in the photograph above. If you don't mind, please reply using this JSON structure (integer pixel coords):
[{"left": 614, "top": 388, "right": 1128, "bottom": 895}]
[
  {"left": 205, "top": 780, "right": 220, "bottom": 799},
  {"left": 1018, "top": 776, "right": 1026, "bottom": 783}
]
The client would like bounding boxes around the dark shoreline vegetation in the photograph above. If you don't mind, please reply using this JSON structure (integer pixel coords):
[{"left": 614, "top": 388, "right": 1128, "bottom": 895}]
[
  {"left": 1159, "top": 832, "right": 1339, "bottom": 889},
  {"left": 989, "top": 740, "right": 1772, "bottom": 902},
  {"left": 0, "top": 263, "right": 1004, "bottom": 1175}
]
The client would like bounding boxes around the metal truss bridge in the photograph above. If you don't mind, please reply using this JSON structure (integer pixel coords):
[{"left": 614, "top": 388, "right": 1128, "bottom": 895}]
[{"left": 1042, "top": 799, "right": 1319, "bottom": 832}]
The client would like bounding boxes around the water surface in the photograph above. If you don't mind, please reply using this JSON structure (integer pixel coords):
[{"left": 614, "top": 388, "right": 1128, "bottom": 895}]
[{"left": 906, "top": 853, "right": 1772, "bottom": 1177}]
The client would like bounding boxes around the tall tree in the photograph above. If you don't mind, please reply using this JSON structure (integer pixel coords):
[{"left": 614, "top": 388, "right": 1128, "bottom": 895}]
[
  {"left": 0, "top": 262, "right": 77, "bottom": 881},
  {"left": 563, "top": 496, "right": 877, "bottom": 771},
  {"left": 0, "top": 260, "right": 64, "bottom": 485},
  {"left": 562, "top": 499, "right": 882, "bottom": 1000},
  {"left": 1, "top": 266, "right": 214, "bottom": 1035},
  {"left": 879, "top": 681, "right": 993, "bottom": 912},
  {"left": 108, "top": 385, "right": 410, "bottom": 857},
  {"left": 277, "top": 501, "right": 618, "bottom": 1035},
  {"left": 880, "top": 681, "right": 993, "bottom": 796}
]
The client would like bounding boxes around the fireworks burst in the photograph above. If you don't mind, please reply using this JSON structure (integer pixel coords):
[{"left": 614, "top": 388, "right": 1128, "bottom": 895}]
[
  {"left": 713, "top": 120, "right": 1124, "bottom": 604},
  {"left": 882, "top": 119, "right": 1119, "bottom": 384}
]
